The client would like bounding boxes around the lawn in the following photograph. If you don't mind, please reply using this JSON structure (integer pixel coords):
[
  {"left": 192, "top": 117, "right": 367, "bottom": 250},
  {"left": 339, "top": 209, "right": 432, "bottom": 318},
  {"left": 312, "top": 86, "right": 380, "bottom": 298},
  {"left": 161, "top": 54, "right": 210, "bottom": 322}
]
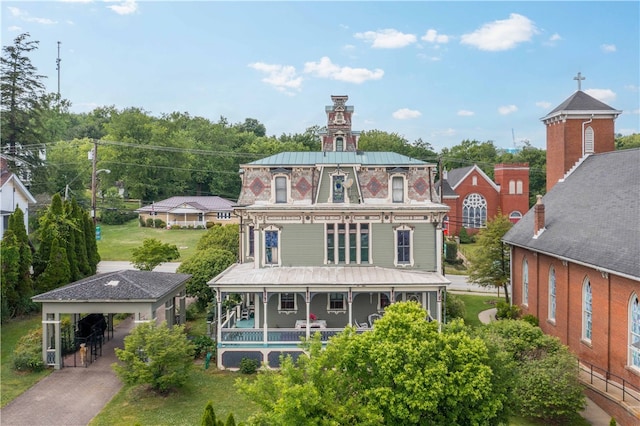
[
  {"left": 455, "top": 294, "right": 499, "bottom": 327},
  {"left": 0, "top": 315, "right": 52, "bottom": 407},
  {"left": 96, "top": 219, "right": 205, "bottom": 261}
]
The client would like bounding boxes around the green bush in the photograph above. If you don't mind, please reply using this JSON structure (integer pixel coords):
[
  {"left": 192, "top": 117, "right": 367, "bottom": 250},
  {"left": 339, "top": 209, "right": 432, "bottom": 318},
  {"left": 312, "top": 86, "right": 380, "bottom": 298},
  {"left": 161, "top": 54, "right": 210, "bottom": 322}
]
[
  {"left": 191, "top": 335, "right": 215, "bottom": 359},
  {"left": 145, "top": 218, "right": 154, "bottom": 227},
  {"left": 239, "top": 357, "right": 260, "bottom": 374},
  {"left": 13, "top": 327, "right": 46, "bottom": 372},
  {"left": 101, "top": 209, "right": 138, "bottom": 225},
  {"left": 459, "top": 227, "right": 474, "bottom": 244},
  {"left": 139, "top": 216, "right": 146, "bottom": 227},
  {"left": 445, "top": 293, "right": 466, "bottom": 321},
  {"left": 496, "top": 301, "right": 521, "bottom": 320},
  {"left": 521, "top": 314, "right": 539, "bottom": 327},
  {"left": 153, "top": 218, "right": 166, "bottom": 228},
  {"left": 444, "top": 240, "right": 458, "bottom": 262}
]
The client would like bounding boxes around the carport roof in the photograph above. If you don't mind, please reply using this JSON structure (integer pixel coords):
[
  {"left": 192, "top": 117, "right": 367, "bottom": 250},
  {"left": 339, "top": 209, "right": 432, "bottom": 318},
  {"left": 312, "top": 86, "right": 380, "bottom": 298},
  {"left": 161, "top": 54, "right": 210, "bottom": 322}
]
[{"left": 32, "top": 270, "right": 191, "bottom": 302}]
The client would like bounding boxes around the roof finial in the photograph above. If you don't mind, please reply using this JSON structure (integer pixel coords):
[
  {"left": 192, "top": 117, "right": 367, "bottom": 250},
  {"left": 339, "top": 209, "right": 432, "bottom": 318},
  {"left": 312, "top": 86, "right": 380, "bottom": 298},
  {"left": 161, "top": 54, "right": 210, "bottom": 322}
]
[{"left": 573, "top": 72, "right": 585, "bottom": 91}]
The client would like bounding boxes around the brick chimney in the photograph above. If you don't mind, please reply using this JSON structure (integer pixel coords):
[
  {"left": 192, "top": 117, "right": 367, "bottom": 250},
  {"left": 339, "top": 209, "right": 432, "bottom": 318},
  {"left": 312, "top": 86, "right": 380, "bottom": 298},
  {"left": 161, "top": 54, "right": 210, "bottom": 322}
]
[{"left": 534, "top": 195, "right": 545, "bottom": 237}]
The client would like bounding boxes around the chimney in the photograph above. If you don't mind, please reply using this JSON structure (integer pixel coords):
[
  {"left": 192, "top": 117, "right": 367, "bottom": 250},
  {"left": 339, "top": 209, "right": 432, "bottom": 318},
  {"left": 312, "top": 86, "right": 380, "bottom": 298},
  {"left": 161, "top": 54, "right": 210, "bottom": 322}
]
[{"left": 534, "top": 195, "right": 545, "bottom": 237}]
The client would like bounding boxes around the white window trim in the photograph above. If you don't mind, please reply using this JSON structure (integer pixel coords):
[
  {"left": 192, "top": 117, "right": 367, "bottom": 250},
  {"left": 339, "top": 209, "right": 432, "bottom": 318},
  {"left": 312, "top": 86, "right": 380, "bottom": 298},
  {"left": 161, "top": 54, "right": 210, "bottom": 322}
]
[
  {"left": 393, "top": 224, "right": 414, "bottom": 267},
  {"left": 263, "top": 225, "right": 281, "bottom": 267},
  {"left": 629, "top": 293, "right": 640, "bottom": 370},
  {"left": 325, "top": 223, "right": 371, "bottom": 265},
  {"left": 462, "top": 193, "right": 487, "bottom": 229},
  {"left": 582, "top": 278, "right": 592, "bottom": 343},
  {"left": 522, "top": 259, "right": 529, "bottom": 306},
  {"left": 516, "top": 180, "right": 523, "bottom": 194},
  {"left": 389, "top": 174, "right": 407, "bottom": 203},
  {"left": 548, "top": 267, "right": 556, "bottom": 322},
  {"left": 509, "top": 180, "right": 516, "bottom": 194},
  {"left": 278, "top": 293, "right": 297, "bottom": 314},
  {"left": 327, "top": 293, "right": 347, "bottom": 314},
  {"left": 271, "top": 174, "right": 291, "bottom": 204},
  {"left": 328, "top": 170, "right": 348, "bottom": 203}
]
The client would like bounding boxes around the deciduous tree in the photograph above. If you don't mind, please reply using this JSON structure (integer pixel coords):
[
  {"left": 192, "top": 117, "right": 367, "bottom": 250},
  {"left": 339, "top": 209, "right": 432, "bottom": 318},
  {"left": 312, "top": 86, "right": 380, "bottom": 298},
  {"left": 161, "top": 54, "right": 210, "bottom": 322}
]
[
  {"left": 177, "top": 248, "right": 236, "bottom": 309},
  {"left": 131, "top": 238, "right": 180, "bottom": 271}
]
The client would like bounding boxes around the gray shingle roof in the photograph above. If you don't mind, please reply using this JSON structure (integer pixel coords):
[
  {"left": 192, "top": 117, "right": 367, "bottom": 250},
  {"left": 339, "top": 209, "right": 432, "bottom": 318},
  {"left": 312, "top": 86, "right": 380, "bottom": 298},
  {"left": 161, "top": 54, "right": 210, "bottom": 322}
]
[
  {"left": 445, "top": 165, "right": 474, "bottom": 187},
  {"left": 32, "top": 270, "right": 191, "bottom": 302},
  {"left": 245, "top": 151, "right": 429, "bottom": 167},
  {"left": 542, "top": 91, "right": 621, "bottom": 119},
  {"left": 136, "top": 196, "right": 235, "bottom": 213},
  {"left": 503, "top": 148, "right": 640, "bottom": 279},
  {"left": 434, "top": 179, "right": 458, "bottom": 197}
]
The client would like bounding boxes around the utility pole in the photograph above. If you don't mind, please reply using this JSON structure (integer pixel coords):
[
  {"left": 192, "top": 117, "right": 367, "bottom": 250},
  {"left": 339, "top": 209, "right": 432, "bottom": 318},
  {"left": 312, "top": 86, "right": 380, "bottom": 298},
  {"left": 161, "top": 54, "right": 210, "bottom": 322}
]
[
  {"left": 91, "top": 140, "right": 98, "bottom": 226},
  {"left": 56, "top": 41, "right": 61, "bottom": 96}
]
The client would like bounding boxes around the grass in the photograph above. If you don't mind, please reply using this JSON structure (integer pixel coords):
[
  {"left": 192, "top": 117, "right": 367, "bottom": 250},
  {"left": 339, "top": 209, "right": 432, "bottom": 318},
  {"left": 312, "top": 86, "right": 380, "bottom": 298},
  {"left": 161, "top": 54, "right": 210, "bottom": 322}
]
[
  {"left": 96, "top": 219, "right": 205, "bottom": 261},
  {"left": 90, "top": 369, "right": 258, "bottom": 426},
  {"left": 0, "top": 315, "right": 52, "bottom": 408},
  {"left": 456, "top": 294, "right": 499, "bottom": 327}
]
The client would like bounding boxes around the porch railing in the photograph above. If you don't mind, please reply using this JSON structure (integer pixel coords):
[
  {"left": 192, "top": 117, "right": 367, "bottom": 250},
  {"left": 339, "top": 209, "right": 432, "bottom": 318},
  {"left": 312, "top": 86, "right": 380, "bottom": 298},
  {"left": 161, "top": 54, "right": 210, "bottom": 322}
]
[
  {"left": 219, "top": 327, "right": 366, "bottom": 346},
  {"left": 168, "top": 221, "right": 206, "bottom": 229},
  {"left": 578, "top": 359, "right": 640, "bottom": 404}
]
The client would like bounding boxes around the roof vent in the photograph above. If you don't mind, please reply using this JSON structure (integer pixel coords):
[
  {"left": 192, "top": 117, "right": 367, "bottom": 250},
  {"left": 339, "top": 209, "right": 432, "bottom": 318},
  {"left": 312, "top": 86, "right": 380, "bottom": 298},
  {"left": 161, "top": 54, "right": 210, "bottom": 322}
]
[{"left": 105, "top": 280, "right": 120, "bottom": 287}]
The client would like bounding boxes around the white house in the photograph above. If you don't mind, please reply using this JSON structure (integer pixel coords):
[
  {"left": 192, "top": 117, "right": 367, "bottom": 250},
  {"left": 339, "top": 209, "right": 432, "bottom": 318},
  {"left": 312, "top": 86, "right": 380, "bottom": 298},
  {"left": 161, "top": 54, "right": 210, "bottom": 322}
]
[{"left": 1, "top": 156, "right": 36, "bottom": 238}]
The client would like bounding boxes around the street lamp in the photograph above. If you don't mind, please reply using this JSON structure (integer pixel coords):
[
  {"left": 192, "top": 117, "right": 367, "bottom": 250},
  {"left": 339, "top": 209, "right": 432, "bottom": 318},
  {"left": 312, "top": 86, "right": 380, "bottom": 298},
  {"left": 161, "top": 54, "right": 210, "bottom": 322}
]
[{"left": 91, "top": 168, "right": 110, "bottom": 226}]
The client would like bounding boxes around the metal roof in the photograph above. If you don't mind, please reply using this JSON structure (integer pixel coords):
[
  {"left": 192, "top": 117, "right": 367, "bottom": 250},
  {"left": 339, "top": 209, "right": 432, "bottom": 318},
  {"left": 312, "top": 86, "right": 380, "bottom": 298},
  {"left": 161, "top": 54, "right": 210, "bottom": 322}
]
[
  {"left": 136, "top": 196, "right": 235, "bottom": 213},
  {"left": 503, "top": 148, "right": 640, "bottom": 280},
  {"left": 245, "top": 151, "right": 430, "bottom": 167}
]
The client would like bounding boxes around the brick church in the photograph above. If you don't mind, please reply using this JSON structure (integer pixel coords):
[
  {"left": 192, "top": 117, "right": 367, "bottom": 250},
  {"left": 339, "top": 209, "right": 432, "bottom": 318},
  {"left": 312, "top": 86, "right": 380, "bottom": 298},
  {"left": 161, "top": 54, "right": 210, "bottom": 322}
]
[{"left": 503, "top": 76, "right": 640, "bottom": 423}]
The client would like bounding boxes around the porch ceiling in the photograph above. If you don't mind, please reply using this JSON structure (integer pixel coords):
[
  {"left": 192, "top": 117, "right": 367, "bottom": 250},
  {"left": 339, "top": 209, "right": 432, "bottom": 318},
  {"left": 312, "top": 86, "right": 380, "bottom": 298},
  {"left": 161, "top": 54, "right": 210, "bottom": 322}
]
[{"left": 209, "top": 263, "right": 450, "bottom": 292}]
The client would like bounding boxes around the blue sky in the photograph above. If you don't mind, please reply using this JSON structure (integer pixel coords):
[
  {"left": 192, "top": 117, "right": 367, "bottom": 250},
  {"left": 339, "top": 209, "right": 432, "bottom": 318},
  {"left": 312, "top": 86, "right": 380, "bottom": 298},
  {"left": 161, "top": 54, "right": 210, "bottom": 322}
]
[{"left": 3, "top": 1, "right": 639, "bottom": 151}]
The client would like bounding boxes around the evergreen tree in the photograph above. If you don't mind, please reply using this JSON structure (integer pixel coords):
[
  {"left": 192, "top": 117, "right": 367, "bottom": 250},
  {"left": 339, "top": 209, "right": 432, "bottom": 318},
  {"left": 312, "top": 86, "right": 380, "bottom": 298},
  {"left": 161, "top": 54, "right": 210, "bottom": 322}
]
[
  {"left": 7, "top": 207, "right": 33, "bottom": 315},
  {"left": 34, "top": 193, "right": 65, "bottom": 277},
  {"left": 84, "top": 211, "right": 100, "bottom": 274},
  {"left": 71, "top": 198, "right": 91, "bottom": 277},
  {"left": 1, "top": 33, "right": 47, "bottom": 180},
  {"left": 201, "top": 401, "right": 217, "bottom": 426},
  {"left": 36, "top": 237, "right": 70, "bottom": 292},
  {"left": 63, "top": 199, "right": 80, "bottom": 281},
  {"left": 1, "top": 230, "right": 21, "bottom": 321}
]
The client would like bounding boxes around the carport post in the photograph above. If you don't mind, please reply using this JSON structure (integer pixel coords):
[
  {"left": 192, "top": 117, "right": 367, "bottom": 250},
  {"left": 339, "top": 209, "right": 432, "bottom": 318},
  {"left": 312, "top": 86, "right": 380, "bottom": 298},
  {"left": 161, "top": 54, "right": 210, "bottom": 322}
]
[{"left": 42, "top": 312, "right": 62, "bottom": 369}]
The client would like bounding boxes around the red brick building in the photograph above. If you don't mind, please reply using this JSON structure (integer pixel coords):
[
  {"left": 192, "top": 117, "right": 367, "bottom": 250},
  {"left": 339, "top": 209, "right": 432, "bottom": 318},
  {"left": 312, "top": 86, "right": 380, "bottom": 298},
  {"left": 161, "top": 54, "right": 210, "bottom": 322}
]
[
  {"left": 503, "top": 84, "right": 639, "bottom": 423},
  {"left": 437, "top": 163, "right": 529, "bottom": 237}
]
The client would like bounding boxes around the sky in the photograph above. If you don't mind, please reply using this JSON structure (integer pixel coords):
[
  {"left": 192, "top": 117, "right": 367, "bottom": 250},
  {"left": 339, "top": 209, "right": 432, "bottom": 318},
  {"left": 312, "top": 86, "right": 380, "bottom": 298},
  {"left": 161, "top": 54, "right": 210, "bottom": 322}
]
[{"left": 2, "top": 1, "right": 639, "bottom": 152}]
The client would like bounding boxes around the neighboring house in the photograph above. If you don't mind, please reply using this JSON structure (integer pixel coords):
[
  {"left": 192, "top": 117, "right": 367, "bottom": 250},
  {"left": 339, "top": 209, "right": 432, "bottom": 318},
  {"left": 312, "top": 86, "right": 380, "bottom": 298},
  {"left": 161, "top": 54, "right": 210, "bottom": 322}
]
[
  {"left": 436, "top": 162, "right": 530, "bottom": 237},
  {"left": 0, "top": 156, "right": 36, "bottom": 238},
  {"left": 135, "top": 196, "right": 238, "bottom": 228},
  {"left": 209, "top": 96, "right": 450, "bottom": 369},
  {"left": 503, "top": 83, "right": 639, "bottom": 422}
]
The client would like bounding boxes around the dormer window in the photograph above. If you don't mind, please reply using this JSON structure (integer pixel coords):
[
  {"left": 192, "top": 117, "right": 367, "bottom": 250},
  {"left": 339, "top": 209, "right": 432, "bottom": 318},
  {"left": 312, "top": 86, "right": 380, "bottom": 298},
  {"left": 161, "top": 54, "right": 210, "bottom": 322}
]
[
  {"left": 392, "top": 176, "right": 405, "bottom": 203},
  {"left": 335, "top": 137, "right": 344, "bottom": 152},
  {"left": 275, "top": 176, "right": 287, "bottom": 203}
]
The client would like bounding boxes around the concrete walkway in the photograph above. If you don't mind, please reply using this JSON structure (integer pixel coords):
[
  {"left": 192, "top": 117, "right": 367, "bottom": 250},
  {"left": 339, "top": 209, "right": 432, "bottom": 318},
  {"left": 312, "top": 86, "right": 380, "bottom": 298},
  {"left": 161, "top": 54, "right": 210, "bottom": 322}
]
[
  {"left": 477, "top": 308, "right": 612, "bottom": 425},
  {"left": 0, "top": 317, "right": 134, "bottom": 426}
]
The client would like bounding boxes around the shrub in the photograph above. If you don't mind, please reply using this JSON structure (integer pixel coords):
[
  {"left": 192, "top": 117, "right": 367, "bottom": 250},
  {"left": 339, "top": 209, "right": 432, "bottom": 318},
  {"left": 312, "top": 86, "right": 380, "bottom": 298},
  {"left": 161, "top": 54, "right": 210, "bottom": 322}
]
[
  {"left": 239, "top": 357, "right": 260, "bottom": 374},
  {"left": 139, "top": 217, "right": 146, "bottom": 227},
  {"left": 521, "top": 314, "right": 539, "bottom": 327},
  {"left": 459, "top": 226, "right": 473, "bottom": 244},
  {"left": 101, "top": 209, "right": 138, "bottom": 225},
  {"left": 444, "top": 240, "right": 458, "bottom": 262},
  {"left": 191, "top": 335, "right": 215, "bottom": 359},
  {"left": 13, "top": 327, "right": 46, "bottom": 372},
  {"left": 153, "top": 218, "right": 166, "bottom": 228},
  {"left": 145, "top": 218, "right": 154, "bottom": 227},
  {"left": 445, "top": 293, "right": 466, "bottom": 321},
  {"left": 206, "top": 221, "right": 214, "bottom": 229},
  {"left": 496, "top": 300, "right": 521, "bottom": 320}
]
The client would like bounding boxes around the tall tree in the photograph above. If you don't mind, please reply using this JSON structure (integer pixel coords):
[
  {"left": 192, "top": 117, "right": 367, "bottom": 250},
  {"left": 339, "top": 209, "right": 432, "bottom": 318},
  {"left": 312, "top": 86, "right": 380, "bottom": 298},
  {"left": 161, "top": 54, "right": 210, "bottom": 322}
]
[
  {"left": 0, "top": 231, "right": 21, "bottom": 321},
  {"left": 358, "top": 130, "right": 437, "bottom": 160},
  {"left": 234, "top": 117, "right": 266, "bottom": 137},
  {"left": 440, "top": 139, "right": 499, "bottom": 178},
  {"left": 1, "top": 33, "right": 47, "bottom": 181},
  {"left": 7, "top": 207, "right": 34, "bottom": 314},
  {"left": 36, "top": 237, "right": 71, "bottom": 292},
  {"left": 467, "top": 213, "right": 513, "bottom": 302}
]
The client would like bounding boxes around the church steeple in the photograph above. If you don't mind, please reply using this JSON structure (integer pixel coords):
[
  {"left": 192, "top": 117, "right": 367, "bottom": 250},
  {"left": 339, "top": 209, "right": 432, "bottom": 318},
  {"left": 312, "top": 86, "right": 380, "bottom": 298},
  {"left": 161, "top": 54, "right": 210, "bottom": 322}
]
[
  {"left": 320, "top": 95, "right": 360, "bottom": 152},
  {"left": 541, "top": 74, "right": 622, "bottom": 191}
]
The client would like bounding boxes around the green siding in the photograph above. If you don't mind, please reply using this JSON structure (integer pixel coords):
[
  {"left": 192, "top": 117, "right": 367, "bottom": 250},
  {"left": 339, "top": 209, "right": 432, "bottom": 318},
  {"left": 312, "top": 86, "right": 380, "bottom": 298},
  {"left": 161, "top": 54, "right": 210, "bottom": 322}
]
[
  {"left": 281, "top": 224, "right": 324, "bottom": 266},
  {"left": 317, "top": 166, "right": 359, "bottom": 204},
  {"left": 414, "top": 224, "right": 437, "bottom": 271},
  {"left": 372, "top": 223, "right": 394, "bottom": 268},
  {"left": 371, "top": 223, "right": 437, "bottom": 270}
]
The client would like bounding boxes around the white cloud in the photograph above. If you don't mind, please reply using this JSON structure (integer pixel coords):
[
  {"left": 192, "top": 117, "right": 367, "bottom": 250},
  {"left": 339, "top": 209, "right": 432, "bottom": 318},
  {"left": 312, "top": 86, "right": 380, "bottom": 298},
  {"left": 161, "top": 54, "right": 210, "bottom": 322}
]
[
  {"left": 601, "top": 44, "right": 616, "bottom": 53},
  {"left": 248, "top": 62, "right": 303, "bottom": 94},
  {"left": 536, "top": 101, "right": 552, "bottom": 109},
  {"left": 625, "top": 85, "right": 639, "bottom": 92},
  {"left": 304, "top": 57, "right": 383, "bottom": 84},
  {"left": 549, "top": 33, "right": 562, "bottom": 42},
  {"left": 392, "top": 108, "right": 421, "bottom": 120},
  {"left": 417, "top": 53, "right": 441, "bottom": 62},
  {"left": 584, "top": 88, "right": 616, "bottom": 103},
  {"left": 343, "top": 44, "right": 356, "bottom": 51},
  {"left": 7, "top": 6, "right": 57, "bottom": 24},
  {"left": 7, "top": 25, "right": 22, "bottom": 32},
  {"left": 421, "top": 29, "right": 450, "bottom": 44},
  {"left": 107, "top": 0, "right": 138, "bottom": 15},
  {"left": 354, "top": 29, "right": 416, "bottom": 49},
  {"left": 498, "top": 105, "right": 518, "bottom": 115},
  {"left": 457, "top": 110, "right": 475, "bottom": 116},
  {"left": 461, "top": 13, "right": 538, "bottom": 51}
]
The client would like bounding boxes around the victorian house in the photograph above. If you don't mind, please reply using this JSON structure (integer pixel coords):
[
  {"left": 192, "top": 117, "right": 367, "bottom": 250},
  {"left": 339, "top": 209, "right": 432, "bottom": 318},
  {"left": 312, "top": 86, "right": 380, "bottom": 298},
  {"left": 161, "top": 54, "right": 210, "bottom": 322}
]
[
  {"left": 209, "top": 96, "right": 450, "bottom": 369},
  {"left": 503, "top": 82, "right": 640, "bottom": 422}
]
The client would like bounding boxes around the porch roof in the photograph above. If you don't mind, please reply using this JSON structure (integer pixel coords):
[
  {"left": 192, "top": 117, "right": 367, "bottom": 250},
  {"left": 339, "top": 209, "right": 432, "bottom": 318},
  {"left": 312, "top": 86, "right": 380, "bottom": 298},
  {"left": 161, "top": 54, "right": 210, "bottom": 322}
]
[{"left": 209, "top": 263, "right": 450, "bottom": 292}]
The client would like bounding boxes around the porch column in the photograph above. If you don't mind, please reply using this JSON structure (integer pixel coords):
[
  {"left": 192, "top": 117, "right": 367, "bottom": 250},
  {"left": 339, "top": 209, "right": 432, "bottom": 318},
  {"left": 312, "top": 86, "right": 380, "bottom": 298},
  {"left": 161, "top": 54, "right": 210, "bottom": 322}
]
[
  {"left": 42, "top": 312, "right": 62, "bottom": 370},
  {"left": 165, "top": 212, "right": 169, "bottom": 227},
  {"left": 436, "top": 221, "right": 444, "bottom": 275},
  {"left": 437, "top": 288, "right": 443, "bottom": 332},
  {"left": 263, "top": 289, "right": 268, "bottom": 345},
  {"left": 165, "top": 299, "right": 175, "bottom": 327},
  {"left": 305, "top": 289, "right": 311, "bottom": 340},
  {"left": 348, "top": 288, "right": 353, "bottom": 326},
  {"left": 178, "top": 290, "right": 186, "bottom": 324},
  {"left": 422, "top": 291, "right": 427, "bottom": 311},
  {"left": 216, "top": 288, "right": 223, "bottom": 345}
]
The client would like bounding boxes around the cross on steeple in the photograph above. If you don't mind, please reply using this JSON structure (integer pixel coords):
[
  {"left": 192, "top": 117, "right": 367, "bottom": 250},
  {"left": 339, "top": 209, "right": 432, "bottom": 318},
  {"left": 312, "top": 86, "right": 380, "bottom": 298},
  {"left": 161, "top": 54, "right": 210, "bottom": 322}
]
[{"left": 573, "top": 72, "right": 585, "bottom": 91}]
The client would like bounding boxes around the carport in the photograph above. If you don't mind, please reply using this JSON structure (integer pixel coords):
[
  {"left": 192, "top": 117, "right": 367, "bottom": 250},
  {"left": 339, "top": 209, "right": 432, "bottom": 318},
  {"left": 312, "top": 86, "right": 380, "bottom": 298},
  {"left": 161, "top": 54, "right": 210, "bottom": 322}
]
[{"left": 32, "top": 270, "right": 191, "bottom": 369}]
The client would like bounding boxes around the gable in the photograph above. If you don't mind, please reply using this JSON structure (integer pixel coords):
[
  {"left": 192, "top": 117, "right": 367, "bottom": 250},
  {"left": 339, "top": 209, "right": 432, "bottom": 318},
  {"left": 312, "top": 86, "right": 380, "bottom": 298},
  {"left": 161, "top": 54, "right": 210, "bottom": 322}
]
[{"left": 449, "top": 165, "right": 500, "bottom": 193}]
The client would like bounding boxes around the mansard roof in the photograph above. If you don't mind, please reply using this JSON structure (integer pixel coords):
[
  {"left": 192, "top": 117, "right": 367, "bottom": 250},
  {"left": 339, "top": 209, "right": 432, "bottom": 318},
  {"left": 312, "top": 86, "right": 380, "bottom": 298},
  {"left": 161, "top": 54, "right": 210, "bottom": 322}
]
[
  {"left": 503, "top": 148, "right": 640, "bottom": 280},
  {"left": 541, "top": 90, "right": 621, "bottom": 122},
  {"left": 245, "top": 151, "right": 430, "bottom": 167}
]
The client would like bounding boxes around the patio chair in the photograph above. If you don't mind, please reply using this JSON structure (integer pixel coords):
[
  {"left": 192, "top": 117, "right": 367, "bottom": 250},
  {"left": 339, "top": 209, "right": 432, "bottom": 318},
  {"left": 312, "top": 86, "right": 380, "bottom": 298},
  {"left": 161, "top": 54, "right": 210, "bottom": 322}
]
[
  {"left": 368, "top": 313, "right": 382, "bottom": 327},
  {"left": 240, "top": 309, "right": 249, "bottom": 320}
]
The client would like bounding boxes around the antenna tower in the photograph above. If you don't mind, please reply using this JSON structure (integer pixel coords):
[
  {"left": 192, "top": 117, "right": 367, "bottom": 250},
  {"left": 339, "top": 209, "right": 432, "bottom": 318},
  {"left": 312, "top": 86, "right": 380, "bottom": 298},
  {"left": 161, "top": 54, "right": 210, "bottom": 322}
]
[{"left": 56, "top": 41, "right": 61, "bottom": 96}]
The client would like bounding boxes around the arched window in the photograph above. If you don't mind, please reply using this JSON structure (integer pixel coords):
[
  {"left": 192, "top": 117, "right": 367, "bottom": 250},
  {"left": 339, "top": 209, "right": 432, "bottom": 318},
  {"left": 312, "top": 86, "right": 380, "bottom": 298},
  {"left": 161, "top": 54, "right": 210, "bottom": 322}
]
[
  {"left": 509, "top": 180, "right": 516, "bottom": 194},
  {"left": 630, "top": 293, "right": 640, "bottom": 369},
  {"left": 509, "top": 211, "right": 522, "bottom": 223},
  {"left": 516, "top": 180, "right": 523, "bottom": 194},
  {"left": 522, "top": 259, "right": 528, "bottom": 305},
  {"left": 472, "top": 176, "right": 478, "bottom": 186},
  {"left": 583, "top": 278, "right": 592, "bottom": 341},
  {"left": 462, "top": 193, "right": 487, "bottom": 228},
  {"left": 585, "top": 126, "right": 594, "bottom": 154},
  {"left": 549, "top": 267, "right": 556, "bottom": 321}
]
